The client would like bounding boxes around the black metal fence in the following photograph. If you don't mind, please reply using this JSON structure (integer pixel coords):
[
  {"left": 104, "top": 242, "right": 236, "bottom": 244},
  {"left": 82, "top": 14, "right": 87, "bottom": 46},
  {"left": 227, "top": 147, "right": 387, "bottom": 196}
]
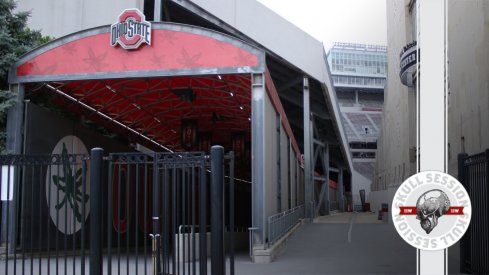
[
  {"left": 0, "top": 153, "right": 89, "bottom": 275},
  {"left": 458, "top": 150, "right": 489, "bottom": 274},
  {"left": 0, "top": 146, "right": 235, "bottom": 275}
]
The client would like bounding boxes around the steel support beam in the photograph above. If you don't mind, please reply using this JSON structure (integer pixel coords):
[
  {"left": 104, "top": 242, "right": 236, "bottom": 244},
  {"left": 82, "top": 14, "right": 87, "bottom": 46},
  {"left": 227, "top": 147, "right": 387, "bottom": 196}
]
[
  {"left": 6, "top": 84, "right": 25, "bottom": 155},
  {"left": 323, "top": 143, "right": 330, "bottom": 215},
  {"left": 154, "top": 0, "right": 162, "bottom": 21},
  {"left": 1, "top": 84, "right": 24, "bottom": 251},
  {"left": 303, "top": 77, "right": 313, "bottom": 220},
  {"left": 314, "top": 143, "right": 330, "bottom": 216},
  {"left": 251, "top": 73, "right": 266, "bottom": 247},
  {"left": 338, "top": 168, "right": 344, "bottom": 211}
]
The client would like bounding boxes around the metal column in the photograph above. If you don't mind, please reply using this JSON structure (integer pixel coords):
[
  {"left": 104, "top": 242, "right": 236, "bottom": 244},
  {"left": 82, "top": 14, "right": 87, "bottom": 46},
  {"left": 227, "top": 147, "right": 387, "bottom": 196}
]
[
  {"left": 303, "top": 77, "right": 313, "bottom": 220},
  {"left": 322, "top": 143, "right": 330, "bottom": 215},
  {"left": 154, "top": 0, "right": 162, "bottom": 21},
  {"left": 90, "top": 148, "right": 103, "bottom": 275},
  {"left": 211, "top": 146, "right": 225, "bottom": 275},
  {"left": 251, "top": 73, "right": 266, "bottom": 247},
  {"left": 1, "top": 84, "right": 24, "bottom": 251},
  {"left": 338, "top": 168, "right": 345, "bottom": 211}
]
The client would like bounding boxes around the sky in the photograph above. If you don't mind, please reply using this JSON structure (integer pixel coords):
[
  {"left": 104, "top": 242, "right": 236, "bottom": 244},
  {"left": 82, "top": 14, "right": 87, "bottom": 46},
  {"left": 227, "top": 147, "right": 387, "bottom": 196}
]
[{"left": 257, "top": 0, "right": 387, "bottom": 51}]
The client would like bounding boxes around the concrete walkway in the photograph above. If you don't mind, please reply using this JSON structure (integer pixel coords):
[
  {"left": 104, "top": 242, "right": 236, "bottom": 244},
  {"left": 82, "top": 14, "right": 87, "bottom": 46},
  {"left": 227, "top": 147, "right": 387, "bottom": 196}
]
[
  {"left": 234, "top": 212, "right": 461, "bottom": 275},
  {"left": 0, "top": 212, "right": 462, "bottom": 274}
]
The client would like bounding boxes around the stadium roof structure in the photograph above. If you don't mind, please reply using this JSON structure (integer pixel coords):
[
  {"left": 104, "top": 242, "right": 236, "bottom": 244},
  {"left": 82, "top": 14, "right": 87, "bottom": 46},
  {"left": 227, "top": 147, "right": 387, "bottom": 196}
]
[
  {"left": 9, "top": 0, "right": 352, "bottom": 175},
  {"left": 165, "top": 0, "right": 353, "bottom": 172}
]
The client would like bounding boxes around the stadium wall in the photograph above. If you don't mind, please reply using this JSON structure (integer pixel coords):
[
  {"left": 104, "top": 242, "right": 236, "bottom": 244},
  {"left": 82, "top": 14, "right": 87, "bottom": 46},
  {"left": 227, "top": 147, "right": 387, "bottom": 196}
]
[
  {"left": 446, "top": 0, "right": 489, "bottom": 175},
  {"left": 370, "top": 0, "right": 416, "bottom": 210}
]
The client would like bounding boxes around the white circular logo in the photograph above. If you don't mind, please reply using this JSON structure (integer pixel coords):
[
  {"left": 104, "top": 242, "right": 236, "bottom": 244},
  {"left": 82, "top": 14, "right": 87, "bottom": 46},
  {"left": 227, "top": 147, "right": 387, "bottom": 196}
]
[
  {"left": 392, "top": 171, "right": 471, "bottom": 250},
  {"left": 45, "top": 136, "right": 90, "bottom": 235}
]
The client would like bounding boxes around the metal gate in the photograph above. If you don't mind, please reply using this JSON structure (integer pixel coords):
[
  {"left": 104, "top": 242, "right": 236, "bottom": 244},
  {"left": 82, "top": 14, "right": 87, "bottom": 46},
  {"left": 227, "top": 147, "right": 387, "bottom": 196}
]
[
  {"left": 0, "top": 153, "right": 89, "bottom": 275},
  {"left": 104, "top": 148, "right": 235, "bottom": 275},
  {"left": 458, "top": 150, "right": 489, "bottom": 274},
  {"left": 0, "top": 146, "right": 235, "bottom": 275}
]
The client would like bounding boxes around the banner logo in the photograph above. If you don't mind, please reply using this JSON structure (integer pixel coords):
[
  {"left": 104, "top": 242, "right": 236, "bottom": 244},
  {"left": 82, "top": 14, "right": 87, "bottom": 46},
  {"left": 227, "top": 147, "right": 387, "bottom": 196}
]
[
  {"left": 111, "top": 9, "right": 151, "bottom": 50},
  {"left": 392, "top": 171, "right": 471, "bottom": 250}
]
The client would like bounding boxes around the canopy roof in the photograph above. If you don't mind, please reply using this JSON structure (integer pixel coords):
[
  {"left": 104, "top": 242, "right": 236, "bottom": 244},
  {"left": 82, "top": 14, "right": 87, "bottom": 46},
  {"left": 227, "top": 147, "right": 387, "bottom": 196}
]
[
  {"left": 9, "top": 22, "right": 266, "bottom": 153},
  {"left": 10, "top": 23, "right": 265, "bottom": 83}
]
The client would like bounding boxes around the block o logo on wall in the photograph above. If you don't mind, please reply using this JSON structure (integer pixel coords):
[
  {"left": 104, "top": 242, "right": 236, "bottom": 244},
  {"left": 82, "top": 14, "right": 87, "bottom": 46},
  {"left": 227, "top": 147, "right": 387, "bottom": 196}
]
[{"left": 45, "top": 136, "right": 90, "bottom": 235}]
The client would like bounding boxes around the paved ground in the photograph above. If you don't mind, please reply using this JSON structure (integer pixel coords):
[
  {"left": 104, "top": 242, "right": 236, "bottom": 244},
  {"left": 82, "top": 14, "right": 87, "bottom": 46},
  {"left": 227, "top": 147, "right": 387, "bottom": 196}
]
[
  {"left": 0, "top": 212, "right": 463, "bottom": 274},
  {"left": 234, "top": 212, "right": 462, "bottom": 275}
]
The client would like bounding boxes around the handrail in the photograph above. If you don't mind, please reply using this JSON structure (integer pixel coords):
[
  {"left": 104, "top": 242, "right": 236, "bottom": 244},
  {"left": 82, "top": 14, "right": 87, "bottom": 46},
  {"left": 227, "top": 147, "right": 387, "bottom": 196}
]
[{"left": 267, "top": 205, "right": 304, "bottom": 246}]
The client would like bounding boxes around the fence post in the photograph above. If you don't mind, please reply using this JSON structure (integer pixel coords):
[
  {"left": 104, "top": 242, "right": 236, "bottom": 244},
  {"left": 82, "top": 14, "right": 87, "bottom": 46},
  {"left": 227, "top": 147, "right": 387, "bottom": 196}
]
[
  {"left": 457, "top": 152, "right": 468, "bottom": 273},
  {"left": 90, "top": 148, "right": 103, "bottom": 275},
  {"left": 211, "top": 146, "right": 225, "bottom": 275},
  {"left": 485, "top": 149, "right": 489, "bottom": 273}
]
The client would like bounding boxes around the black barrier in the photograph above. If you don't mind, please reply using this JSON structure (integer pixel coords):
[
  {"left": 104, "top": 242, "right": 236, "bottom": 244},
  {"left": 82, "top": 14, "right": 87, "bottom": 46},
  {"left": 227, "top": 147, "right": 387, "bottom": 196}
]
[
  {"left": 0, "top": 154, "right": 89, "bottom": 275},
  {"left": 0, "top": 149, "right": 236, "bottom": 275},
  {"left": 89, "top": 148, "right": 103, "bottom": 275},
  {"left": 211, "top": 146, "right": 225, "bottom": 275},
  {"left": 459, "top": 150, "right": 489, "bottom": 274}
]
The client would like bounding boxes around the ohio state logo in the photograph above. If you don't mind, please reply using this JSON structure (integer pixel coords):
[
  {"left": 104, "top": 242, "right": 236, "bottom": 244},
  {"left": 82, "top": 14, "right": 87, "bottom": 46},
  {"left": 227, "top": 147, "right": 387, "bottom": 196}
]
[{"left": 111, "top": 9, "right": 151, "bottom": 50}]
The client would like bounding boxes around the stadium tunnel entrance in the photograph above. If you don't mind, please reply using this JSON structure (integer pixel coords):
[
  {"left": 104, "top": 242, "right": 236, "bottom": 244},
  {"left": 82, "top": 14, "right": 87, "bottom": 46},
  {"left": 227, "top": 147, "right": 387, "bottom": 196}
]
[{"left": 6, "top": 19, "right": 305, "bottom": 256}]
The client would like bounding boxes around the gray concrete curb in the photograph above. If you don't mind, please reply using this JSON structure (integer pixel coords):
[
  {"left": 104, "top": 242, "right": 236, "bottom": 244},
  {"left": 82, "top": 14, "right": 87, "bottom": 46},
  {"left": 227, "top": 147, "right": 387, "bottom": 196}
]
[{"left": 252, "top": 219, "right": 305, "bottom": 263}]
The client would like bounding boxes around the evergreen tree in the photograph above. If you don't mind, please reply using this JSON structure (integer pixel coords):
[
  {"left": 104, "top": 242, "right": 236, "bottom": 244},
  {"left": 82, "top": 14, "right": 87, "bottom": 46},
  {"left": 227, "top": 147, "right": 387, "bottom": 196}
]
[{"left": 0, "top": 0, "right": 50, "bottom": 152}]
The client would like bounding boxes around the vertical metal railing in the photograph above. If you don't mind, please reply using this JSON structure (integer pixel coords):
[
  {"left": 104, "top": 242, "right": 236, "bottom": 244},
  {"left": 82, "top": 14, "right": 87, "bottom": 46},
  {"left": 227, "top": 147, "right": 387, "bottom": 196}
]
[
  {"left": 0, "top": 153, "right": 88, "bottom": 275},
  {"left": 106, "top": 152, "right": 155, "bottom": 275},
  {"left": 267, "top": 204, "right": 304, "bottom": 246},
  {"left": 0, "top": 149, "right": 235, "bottom": 275},
  {"left": 459, "top": 150, "right": 489, "bottom": 274}
]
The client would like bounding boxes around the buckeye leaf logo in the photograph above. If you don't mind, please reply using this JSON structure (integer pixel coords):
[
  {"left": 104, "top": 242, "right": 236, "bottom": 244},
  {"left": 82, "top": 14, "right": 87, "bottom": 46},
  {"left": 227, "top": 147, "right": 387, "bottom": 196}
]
[{"left": 52, "top": 142, "right": 88, "bottom": 223}]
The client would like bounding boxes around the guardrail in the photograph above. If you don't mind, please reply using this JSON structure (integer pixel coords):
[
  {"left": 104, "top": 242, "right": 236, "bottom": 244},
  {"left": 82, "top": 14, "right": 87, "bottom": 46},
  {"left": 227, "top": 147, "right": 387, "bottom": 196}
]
[{"left": 267, "top": 205, "right": 304, "bottom": 246}]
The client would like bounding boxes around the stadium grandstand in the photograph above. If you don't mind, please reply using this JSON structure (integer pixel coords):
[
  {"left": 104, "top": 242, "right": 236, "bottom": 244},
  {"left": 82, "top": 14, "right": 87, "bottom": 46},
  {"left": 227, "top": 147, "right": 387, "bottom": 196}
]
[{"left": 326, "top": 42, "right": 386, "bottom": 207}]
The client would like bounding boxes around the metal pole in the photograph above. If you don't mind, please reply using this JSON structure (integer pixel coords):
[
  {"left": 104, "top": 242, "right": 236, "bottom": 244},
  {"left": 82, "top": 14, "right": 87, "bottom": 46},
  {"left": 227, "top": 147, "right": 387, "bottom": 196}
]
[
  {"left": 90, "top": 148, "right": 103, "bottom": 275},
  {"left": 152, "top": 154, "right": 161, "bottom": 275},
  {"left": 2, "top": 84, "right": 24, "bottom": 252},
  {"left": 150, "top": 234, "right": 161, "bottom": 275},
  {"left": 457, "top": 153, "right": 469, "bottom": 273},
  {"left": 251, "top": 73, "right": 266, "bottom": 247},
  {"left": 199, "top": 158, "right": 208, "bottom": 274},
  {"left": 338, "top": 168, "right": 344, "bottom": 211},
  {"left": 211, "top": 146, "right": 225, "bottom": 275},
  {"left": 229, "top": 152, "right": 235, "bottom": 275},
  {"left": 154, "top": 0, "right": 162, "bottom": 21},
  {"left": 303, "top": 77, "right": 313, "bottom": 220},
  {"left": 323, "top": 144, "right": 330, "bottom": 215}
]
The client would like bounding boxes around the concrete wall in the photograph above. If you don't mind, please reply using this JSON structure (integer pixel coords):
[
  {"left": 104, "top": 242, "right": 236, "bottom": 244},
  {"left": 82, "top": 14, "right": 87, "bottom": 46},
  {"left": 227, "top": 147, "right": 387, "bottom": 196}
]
[
  {"left": 374, "top": 0, "right": 489, "bottom": 208},
  {"left": 351, "top": 169, "right": 371, "bottom": 207},
  {"left": 369, "top": 187, "right": 397, "bottom": 216},
  {"left": 17, "top": 0, "right": 141, "bottom": 38},
  {"left": 263, "top": 91, "right": 302, "bottom": 220},
  {"left": 371, "top": 0, "right": 416, "bottom": 205},
  {"left": 446, "top": 0, "right": 489, "bottom": 175}
]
